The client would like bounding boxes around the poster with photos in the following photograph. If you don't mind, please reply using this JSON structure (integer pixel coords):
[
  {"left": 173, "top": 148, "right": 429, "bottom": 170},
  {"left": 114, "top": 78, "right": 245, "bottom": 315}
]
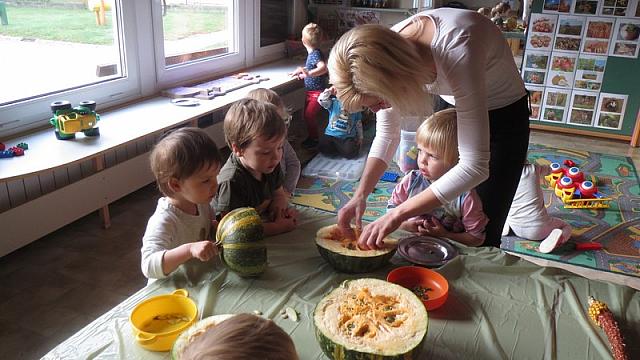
[
  {"left": 541, "top": 88, "right": 571, "bottom": 123},
  {"left": 543, "top": 0, "right": 573, "bottom": 13},
  {"left": 554, "top": 15, "right": 585, "bottom": 52},
  {"left": 523, "top": 50, "right": 551, "bottom": 71},
  {"left": 582, "top": 17, "right": 614, "bottom": 54},
  {"left": 574, "top": 54, "right": 607, "bottom": 90},
  {"left": 609, "top": 18, "right": 640, "bottom": 57},
  {"left": 527, "top": 86, "right": 545, "bottom": 120},
  {"left": 526, "top": 14, "right": 557, "bottom": 51},
  {"left": 595, "top": 93, "right": 628, "bottom": 129},
  {"left": 600, "top": 0, "right": 631, "bottom": 16},
  {"left": 546, "top": 52, "right": 578, "bottom": 88},
  {"left": 568, "top": 90, "right": 599, "bottom": 126},
  {"left": 573, "top": 0, "right": 600, "bottom": 15}
]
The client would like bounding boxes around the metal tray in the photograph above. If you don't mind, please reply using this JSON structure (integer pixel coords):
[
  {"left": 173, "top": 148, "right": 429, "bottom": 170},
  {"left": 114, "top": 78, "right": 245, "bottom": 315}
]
[{"left": 397, "top": 236, "right": 458, "bottom": 267}]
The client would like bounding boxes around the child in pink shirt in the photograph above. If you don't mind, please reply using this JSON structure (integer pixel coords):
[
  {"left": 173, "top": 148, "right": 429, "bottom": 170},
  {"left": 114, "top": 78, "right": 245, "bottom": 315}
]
[{"left": 387, "top": 109, "right": 488, "bottom": 247}]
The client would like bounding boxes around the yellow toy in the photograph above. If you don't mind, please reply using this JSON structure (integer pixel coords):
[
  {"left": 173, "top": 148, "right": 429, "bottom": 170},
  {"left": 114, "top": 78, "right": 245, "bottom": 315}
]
[{"left": 544, "top": 160, "right": 611, "bottom": 209}]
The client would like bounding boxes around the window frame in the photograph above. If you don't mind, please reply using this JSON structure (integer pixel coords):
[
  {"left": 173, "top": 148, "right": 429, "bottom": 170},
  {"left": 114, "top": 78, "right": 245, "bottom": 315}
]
[{"left": 0, "top": 0, "right": 289, "bottom": 139}]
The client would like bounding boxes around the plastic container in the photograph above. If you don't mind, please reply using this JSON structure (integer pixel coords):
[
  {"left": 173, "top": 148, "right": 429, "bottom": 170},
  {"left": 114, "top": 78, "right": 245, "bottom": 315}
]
[
  {"left": 130, "top": 289, "right": 198, "bottom": 352},
  {"left": 302, "top": 152, "right": 367, "bottom": 181},
  {"left": 387, "top": 266, "right": 449, "bottom": 310},
  {"left": 395, "top": 130, "right": 419, "bottom": 174}
]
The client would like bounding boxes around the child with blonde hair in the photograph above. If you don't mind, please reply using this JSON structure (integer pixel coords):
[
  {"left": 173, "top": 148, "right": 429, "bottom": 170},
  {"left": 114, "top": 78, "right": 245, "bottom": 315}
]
[
  {"left": 141, "top": 128, "right": 222, "bottom": 283},
  {"left": 180, "top": 313, "right": 298, "bottom": 360},
  {"left": 289, "top": 23, "right": 329, "bottom": 148},
  {"left": 214, "top": 98, "right": 298, "bottom": 236},
  {"left": 387, "top": 109, "right": 488, "bottom": 247},
  {"left": 246, "top": 88, "right": 301, "bottom": 196}
]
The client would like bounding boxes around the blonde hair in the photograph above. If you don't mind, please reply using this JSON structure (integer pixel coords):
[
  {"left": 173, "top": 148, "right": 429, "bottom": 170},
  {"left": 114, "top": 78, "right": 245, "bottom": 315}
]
[
  {"left": 224, "top": 98, "right": 286, "bottom": 150},
  {"left": 181, "top": 313, "right": 298, "bottom": 360},
  {"left": 416, "top": 108, "right": 458, "bottom": 166},
  {"left": 246, "top": 88, "right": 290, "bottom": 127},
  {"left": 328, "top": 24, "right": 435, "bottom": 115},
  {"left": 150, "top": 127, "right": 221, "bottom": 197},
  {"left": 302, "top": 23, "right": 323, "bottom": 48}
]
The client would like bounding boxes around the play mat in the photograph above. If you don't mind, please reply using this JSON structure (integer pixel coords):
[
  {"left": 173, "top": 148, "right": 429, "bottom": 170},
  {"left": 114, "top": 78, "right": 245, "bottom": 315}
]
[{"left": 293, "top": 144, "right": 640, "bottom": 278}]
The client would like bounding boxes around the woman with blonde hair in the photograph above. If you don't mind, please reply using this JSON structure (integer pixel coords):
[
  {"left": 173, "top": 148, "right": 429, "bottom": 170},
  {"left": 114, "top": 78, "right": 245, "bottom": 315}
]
[{"left": 331, "top": 8, "right": 529, "bottom": 249}]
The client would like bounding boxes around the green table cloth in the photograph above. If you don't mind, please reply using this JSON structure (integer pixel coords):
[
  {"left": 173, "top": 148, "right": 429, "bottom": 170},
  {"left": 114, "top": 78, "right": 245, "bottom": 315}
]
[{"left": 44, "top": 208, "right": 640, "bottom": 359}]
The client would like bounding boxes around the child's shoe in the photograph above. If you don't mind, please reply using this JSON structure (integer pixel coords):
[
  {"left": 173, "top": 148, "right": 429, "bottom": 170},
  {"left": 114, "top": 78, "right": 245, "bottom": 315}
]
[{"left": 538, "top": 229, "right": 566, "bottom": 253}]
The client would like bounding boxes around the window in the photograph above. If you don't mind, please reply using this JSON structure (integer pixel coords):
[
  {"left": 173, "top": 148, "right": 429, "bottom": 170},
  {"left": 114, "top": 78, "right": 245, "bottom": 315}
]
[{"left": 0, "top": 0, "right": 290, "bottom": 138}]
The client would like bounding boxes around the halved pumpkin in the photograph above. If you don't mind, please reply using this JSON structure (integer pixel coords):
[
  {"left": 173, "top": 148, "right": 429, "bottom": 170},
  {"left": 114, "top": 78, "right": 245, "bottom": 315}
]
[{"left": 316, "top": 224, "right": 396, "bottom": 273}]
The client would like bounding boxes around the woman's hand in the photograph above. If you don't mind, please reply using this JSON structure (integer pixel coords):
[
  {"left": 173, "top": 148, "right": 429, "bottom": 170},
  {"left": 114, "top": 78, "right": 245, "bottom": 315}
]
[
  {"left": 358, "top": 212, "right": 403, "bottom": 250},
  {"left": 337, "top": 194, "right": 366, "bottom": 239}
]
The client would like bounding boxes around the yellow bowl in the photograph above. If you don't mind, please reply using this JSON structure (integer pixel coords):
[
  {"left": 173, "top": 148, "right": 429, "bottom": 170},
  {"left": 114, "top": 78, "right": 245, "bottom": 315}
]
[{"left": 130, "top": 289, "right": 198, "bottom": 352}]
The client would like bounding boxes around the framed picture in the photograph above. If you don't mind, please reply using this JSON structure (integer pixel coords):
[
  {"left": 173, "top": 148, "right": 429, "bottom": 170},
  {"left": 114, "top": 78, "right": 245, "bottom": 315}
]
[
  {"left": 541, "top": 88, "right": 571, "bottom": 123},
  {"left": 609, "top": 18, "right": 640, "bottom": 58},
  {"left": 574, "top": 54, "right": 607, "bottom": 91},
  {"left": 543, "top": 0, "right": 573, "bottom": 13},
  {"left": 546, "top": 53, "right": 577, "bottom": 88},
  {"left": 594, "top": 93, "right": 628, "bottom": 130},
  {"left": 554, "top": 15, "right": 585, "bottom": 53},
  {"left": 523, "top": 69, "right": 547, "bottom": 85},
  {"left": 526, "top": 85, "right": 545, "bottom": 120},
  {"left": 527, "top": 14, "right": 558, "bottom": 51},
  {"left": 581, "top": 17, "right": 614, "bottom": 54},
  {"left": 600, "top": 0, "right": 631, "bottom": 17},
  {"left": 574, "top": 0, "right": 600, "bottom": 15},
  {"left": 568, "top": 90, "right": 599, "bottom": 126}
]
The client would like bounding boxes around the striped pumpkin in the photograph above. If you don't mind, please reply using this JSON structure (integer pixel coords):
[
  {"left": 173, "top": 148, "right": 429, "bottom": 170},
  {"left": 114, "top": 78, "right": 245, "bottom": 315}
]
[
  {"left": 314, "top": 278, "right": 428, "bottom": 360},
  {"left": 216, "top": 207, "right": 266, "bottom": 277},
  {"left": 316, "top": 225, "right": 396, "bottom": 273}
]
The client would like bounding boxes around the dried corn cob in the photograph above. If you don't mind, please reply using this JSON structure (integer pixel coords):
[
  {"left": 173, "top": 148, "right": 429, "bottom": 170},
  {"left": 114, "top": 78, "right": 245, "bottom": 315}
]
[{"left": 587, "top": 296, "right": 629, "bottom": 360}]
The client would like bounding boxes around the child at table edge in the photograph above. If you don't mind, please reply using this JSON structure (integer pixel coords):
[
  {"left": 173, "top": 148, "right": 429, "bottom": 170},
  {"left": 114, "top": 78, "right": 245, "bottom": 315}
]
[
  {"left": 213, "top": 98, "right": 298, "bottom": 236},
  {"left": 387, "top": 109, "right": 488, "bottom": 247},
  {"left": 140, "top": 128, "right": 221, "bottom": 283}
]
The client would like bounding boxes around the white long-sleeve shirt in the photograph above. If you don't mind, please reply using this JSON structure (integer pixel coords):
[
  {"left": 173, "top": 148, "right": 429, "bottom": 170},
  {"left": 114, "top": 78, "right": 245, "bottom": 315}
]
[{"left": 370, "top": 8, "right": 526, "bottom": 204}]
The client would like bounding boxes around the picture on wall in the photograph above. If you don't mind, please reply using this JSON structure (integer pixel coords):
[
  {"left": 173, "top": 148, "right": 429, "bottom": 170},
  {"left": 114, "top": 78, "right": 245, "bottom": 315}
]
[
  {"left": 609, "top": 18, "right": 640, "bottom": 57},
  {"left": 546, "top": 53, "right": 577, "bottom": 88},
  {"left": 541, "top": 88, "right": 571, "bottom": 123},
  {"left": 527, "top": 85, "right": 545, "bottom": 120},
  {"left": 574, "top": 0, "right": 600, "bottom": 15},
  {"left": 527, "top": 14, "right": 558, "bottom": 51},
  {"left": 595, "top": 93, "right": 628, "bottom": 130},
  {"left": 523, "top": 69, "right": 547, "bottom": 85},
  {"left": 581, "top": 17, "right": 614, "bottom": 54},
  {"left": 600, "top": 0, "right": 630, "bottom": 16},
  {"left": 554, "top": 16, "right": 585, "bottom": 52},
  {"left": 574, "top": 54, "right": 607, "bottom": 90},
  {"left": 524, "top": 51, "right": 551, "bottom": 70},
  {"left": 543, "top": 0, "right": 573, "bottom": 13},
  {"left": 568, "top": 90, "right": 599, "bottom": 126}
]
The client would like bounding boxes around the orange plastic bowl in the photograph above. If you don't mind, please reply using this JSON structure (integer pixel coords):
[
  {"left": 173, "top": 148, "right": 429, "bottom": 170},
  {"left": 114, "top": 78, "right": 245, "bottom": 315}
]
[{"left": 387, "top": 266, "right": 449, "bottom": 311}]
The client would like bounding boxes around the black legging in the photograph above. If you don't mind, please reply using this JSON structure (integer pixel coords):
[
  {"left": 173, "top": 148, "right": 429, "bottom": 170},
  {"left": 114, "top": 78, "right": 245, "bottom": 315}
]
[{"left": 435, "top": 94, "right": 530, "bottom": 247}]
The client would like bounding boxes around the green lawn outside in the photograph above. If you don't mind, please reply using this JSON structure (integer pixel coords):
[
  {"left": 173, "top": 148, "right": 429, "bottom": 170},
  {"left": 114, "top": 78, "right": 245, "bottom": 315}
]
[{"left": 0, "top": 5, "right": 227, "bottom": 45}]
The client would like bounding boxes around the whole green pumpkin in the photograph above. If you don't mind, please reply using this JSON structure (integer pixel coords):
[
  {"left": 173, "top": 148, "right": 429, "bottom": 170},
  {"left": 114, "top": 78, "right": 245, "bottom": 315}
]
[{"left": 216, "top": 207, "right": 266, "bottom": 277}]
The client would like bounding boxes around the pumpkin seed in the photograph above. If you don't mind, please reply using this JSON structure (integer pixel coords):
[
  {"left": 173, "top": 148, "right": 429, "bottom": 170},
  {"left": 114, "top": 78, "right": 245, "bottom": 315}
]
[
  {"left": 253, "top": 310, "right": 262, "bottom": 316},
  {"left": 280, "top": 309, "right": 286, "bottom": 315},
  {"left": 285, "top": 307, "right": 298, "bottom": 322},
  {"left": 281, "top": 313, "right": 289, "bottom": 319}
]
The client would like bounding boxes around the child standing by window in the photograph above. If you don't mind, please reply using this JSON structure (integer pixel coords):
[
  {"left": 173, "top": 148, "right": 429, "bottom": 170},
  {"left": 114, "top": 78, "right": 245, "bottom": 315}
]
[
  {"left": 502, "top": 162, "right": 572, "bottom": 253},
  {"left": 317, "top": 86, "right": 363, "bottom": 159},
  {"left": 246, "top": 88, "right": 301, "bottom": 196},
  {"left": 387, "top": 109, "right": 488, "bottom": 247},
  {"left": 214, "top": 98, "right": 298, "bottom": 236},
  {"left": 289, "top": 23, "right": 329, "bottom": 149},
  {"left": 141, "top": 128, "right": 222, "bottom": 283}
]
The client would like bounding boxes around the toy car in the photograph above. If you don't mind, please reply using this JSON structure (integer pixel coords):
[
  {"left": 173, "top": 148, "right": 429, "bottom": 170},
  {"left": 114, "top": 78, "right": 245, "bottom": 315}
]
[
  {"left": 544, "top": 160, "right": 611, "bottom": 209},
  {"left": 49, "top": 100, "right": 100, "bottom": 140}
]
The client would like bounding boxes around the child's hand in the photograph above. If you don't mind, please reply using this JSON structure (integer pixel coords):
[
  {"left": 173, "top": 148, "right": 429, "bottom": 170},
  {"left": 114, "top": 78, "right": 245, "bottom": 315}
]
[
  {"left": 417, "top": 218, "right": 448, "bottom": 237},
  {"left": 275, "top": 209, "right": 298, "bottom": 232},
  {"left": 289, "top": 66, "right": 307, "bottom": 79},
  {"left": 189, "top": 240, "right": 218, "bottom": 262},
  {"left": 399, "top": 219, "right": 422, "bottom": 233}
]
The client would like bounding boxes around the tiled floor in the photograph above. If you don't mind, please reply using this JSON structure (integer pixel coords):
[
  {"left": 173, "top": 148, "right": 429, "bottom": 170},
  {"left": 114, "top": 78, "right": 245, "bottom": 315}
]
[{"left": 2, "top": 129, "right": 640, "bottom": 359}]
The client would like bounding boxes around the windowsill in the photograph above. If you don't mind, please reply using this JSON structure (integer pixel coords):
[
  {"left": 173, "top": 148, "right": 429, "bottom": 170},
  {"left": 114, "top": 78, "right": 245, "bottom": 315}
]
[{"left": 0, "top": 59, "right": 303, "bottom": 182}]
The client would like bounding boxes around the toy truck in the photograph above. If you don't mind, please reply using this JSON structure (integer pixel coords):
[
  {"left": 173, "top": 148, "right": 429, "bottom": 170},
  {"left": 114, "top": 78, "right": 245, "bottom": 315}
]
[
  {"left": 49, "top": 100, "right": 100, "bottom": 140},
  {"left": 544, "top": 160, "right": 611, "bottom": 209}
]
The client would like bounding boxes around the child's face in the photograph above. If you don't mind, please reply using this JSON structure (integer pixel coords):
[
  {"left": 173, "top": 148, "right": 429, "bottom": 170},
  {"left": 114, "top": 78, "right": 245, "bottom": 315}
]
[
  {"left": 416, "top": 143, "right": 451, "bottom": 181},
  {"left": 173, "top": 162, "right": 220, "bottom": 205},
  {"left": 234, "top": 135, "right": 284, "bottom": 178}
]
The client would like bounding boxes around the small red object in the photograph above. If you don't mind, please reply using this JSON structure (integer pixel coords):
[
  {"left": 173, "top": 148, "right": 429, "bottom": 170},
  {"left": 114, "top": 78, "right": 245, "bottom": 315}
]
[
  {"left": 575, "top": 242, "right": 603, "bottom": 251},
  {"left": 0, "top": 142, "right": 4, "bottom": 151},
  {"left": 9, "top": 147, "right": 24, "bottom": 156},
  {"left": 564, "top": 159, "right": 576, "bottom": 167}
]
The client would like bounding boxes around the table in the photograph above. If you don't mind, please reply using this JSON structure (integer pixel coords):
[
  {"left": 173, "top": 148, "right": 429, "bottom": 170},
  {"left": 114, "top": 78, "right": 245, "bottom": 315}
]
[{"left": 43, "top": 208, "right": 640, "bottom": 359}]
